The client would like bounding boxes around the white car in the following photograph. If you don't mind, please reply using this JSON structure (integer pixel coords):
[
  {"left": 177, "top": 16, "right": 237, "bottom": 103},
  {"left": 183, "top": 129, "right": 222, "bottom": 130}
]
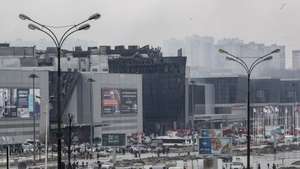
[
  {"left": 231, "top": 162, "right": 244, "bottom": 169},
  {"left": 101, "top": 162, "right": 114, "bottom": 169},
  {"left": 22, "top": 143, "right": 33, "bottom": 152}
]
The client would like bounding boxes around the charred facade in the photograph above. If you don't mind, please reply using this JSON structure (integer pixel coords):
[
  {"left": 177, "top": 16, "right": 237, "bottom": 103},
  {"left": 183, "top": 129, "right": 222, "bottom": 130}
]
[{"left": 108, "top": 46, "right": 186, "bottom": 135}]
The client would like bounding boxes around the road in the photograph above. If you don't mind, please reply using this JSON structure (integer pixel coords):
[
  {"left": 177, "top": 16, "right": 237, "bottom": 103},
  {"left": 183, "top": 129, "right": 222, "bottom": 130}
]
[{"left": 4, "top": 148, "right": 300, "bottom": 168}]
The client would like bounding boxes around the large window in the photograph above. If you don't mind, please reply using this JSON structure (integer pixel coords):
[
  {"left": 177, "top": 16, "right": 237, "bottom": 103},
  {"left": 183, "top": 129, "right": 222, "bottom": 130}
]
[{"left": 0, "top": 88, "right": 40, "bottom": 118}]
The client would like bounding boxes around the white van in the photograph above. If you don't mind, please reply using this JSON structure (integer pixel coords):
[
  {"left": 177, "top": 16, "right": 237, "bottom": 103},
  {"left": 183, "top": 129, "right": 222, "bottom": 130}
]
[
  {"left": 231, "top": 162, "right": 244, "bottom": 169},
  {"left": 146, "top": 165, "right": 167, "bottom": 169}
]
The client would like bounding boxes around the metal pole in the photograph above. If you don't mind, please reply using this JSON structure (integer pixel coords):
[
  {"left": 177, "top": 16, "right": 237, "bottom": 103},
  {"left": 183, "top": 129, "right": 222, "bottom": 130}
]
[
  {"left": 68, "top": 114, "right": 72, "bottom": 169},
  {"left": 45, "top": 103, "right": 48, "bottom": 169},
  {"left": 218, "top": 48, "right": 279, "bottom": 169},
  {"left": 33, "top": 76, "right": 36, "bottom": 164},
  {"left": 191, "top": 81, "right": 194, "bottom": 129},
  {"left": 90, "top": 82, "right": 93, "bottom": 147},
  {"left": 29, "top": 74, "right": 38, "bottom": 164},
  {"left": 247, "top": 73, "right": 251, "bottom": 169},
  {"left": 263, "top": 111, "right": 266, "bottom": 138},
  {"left": 6, "top": 145, "right": 9, "bottom": 169},
  {"left": 88, "top": 79, "right": 95, "bottom": 149},
  {"left": 57, "top": 46, "right": 62, "bottom": 169},
  {"left": 294, "top": 84, "right": 296, "bottom": 136}
]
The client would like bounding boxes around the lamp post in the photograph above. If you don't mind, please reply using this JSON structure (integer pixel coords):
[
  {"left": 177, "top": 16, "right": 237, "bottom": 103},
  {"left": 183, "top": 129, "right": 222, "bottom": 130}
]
[
  {"left": 190, "top": 80, "right": 195, "bottom": 129},
  {"left": 29, "top": 73, "right": 39, "bottom": 164},
  {"left": 67, "top": 113, "right": 73, "bottom": 169},
  {"left": 87, "top": 78, "right": 95, "bottom": 148},
  {"left": 190, "top": 80, "right": 196, "bottom": 152},
  {"left": 292, "top": 83, "right": 297, "bottom": 137},
  {"left": 20, "top": 13, "right": 100, "bottom": 169},
  {"left": 219, "top": 48, "right": 280, "bottom": 169}
]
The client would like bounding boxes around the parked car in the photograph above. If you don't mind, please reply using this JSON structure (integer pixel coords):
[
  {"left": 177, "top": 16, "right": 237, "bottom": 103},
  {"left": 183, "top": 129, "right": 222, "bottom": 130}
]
[
  {"left": 231, "top": 162, "right": 244, "bottom": 169},
  {"left": 22, "top": 143, "right": 33, "bottom": 153}
]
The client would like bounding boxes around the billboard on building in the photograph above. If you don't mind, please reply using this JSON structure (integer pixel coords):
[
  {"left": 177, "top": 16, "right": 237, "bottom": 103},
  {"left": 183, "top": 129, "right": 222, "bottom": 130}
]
[
  {"left": 0, "top": 88, "right": 40, "bottom": 118},
  {"left": 199, "top": 137, "right": 232, "bottom": 155},
  {"left": 101, "top": 88, "right": 137, "bottom": 114},
  {"left": 102, "top": 133, "right": 126, "bottom": 146}
]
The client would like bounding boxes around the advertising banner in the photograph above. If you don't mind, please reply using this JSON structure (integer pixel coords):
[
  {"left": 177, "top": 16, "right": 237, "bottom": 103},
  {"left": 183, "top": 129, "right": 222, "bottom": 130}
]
[
  {"left": 211, "top": 137, "right": 232, "bottom": 154},
  {"left": 0, "top": 88, "right": 40, "bottom": 118},
  {"left": 102, "top": 133, "right": 126, "bottom": 146},
  {"left": 201, "top": 129, "right": 223, "bottom": 138},
  {"left": 199, "top": 137, "right": 232, "bottom": 155},
  {"left": 199, "top": 138, "right": 212, "bottom": 154},
  {"left": 17, "top": 89, "right": 29, "bottom": 108},
  {"left": 101, "top": 88, "right": 137, "bottom": 114}
]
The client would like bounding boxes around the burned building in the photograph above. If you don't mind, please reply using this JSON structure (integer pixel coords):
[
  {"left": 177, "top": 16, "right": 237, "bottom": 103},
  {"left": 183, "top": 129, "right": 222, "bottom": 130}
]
[{"left": 108, "top": 45, "right": 186, "bottom": 135}]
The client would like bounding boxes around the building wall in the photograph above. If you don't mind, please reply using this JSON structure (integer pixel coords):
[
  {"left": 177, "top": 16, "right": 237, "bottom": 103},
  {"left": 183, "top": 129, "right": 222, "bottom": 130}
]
[
  {"left": 0, "top": 69, "right": 49, "bottom": 144},
  {"left": 191, "top": 76, "right": 300, "bottom": 130},
  {"left": 65, "top": 73, "right": 143, "bottom": 138}
]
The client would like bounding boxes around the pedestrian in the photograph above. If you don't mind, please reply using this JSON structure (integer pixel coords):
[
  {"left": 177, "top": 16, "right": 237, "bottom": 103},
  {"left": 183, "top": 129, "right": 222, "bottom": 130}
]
[
  {"left": 97, "top": 161, "right": 102, "bottom": 169},
  {"left": 257, "top": 163, "right": 261, "bottom": 169},
  {"left": 134, "top": 150, "right": 138, "bottom": 158},
  {"left": 272, "top": 163, "right": 276, "bottom": 169},
  {"left": 74, "top": 154, "right": 77, "bottom": 161},
  {"left": 267, "top": 163, "right": 270, "bottom": 169}
]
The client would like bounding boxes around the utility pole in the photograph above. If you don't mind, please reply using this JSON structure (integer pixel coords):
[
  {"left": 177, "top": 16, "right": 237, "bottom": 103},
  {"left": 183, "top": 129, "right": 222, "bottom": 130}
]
[
  {"left": 88, "top": 78, "right": 95, "bottom": 148},
  {"left": 6, "top": 144, "right": 9, "bottom": 169},
  {"left": 29, "top": 73, "right": 39, "bottom": 164},
  {"left": 67, "top": 113, "right": 73, "bottom": 169}
]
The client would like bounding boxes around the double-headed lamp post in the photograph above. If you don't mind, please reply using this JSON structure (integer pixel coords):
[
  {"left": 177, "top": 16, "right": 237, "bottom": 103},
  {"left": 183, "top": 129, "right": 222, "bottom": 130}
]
[
  {"left": 218, "top": 48, "right": 280, "bottom": 169},
  {"left": 19, "top": 13, "right": 100, "bottom": 169}
]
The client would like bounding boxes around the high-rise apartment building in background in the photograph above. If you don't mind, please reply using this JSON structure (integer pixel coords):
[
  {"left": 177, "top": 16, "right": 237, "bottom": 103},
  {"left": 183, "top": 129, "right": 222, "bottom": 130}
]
[
  {"left": 163, "top": 36, "right": 286, "bottom": 78},
  {"left": 292, "top": 50, "right": 300, "bottom": 70}
]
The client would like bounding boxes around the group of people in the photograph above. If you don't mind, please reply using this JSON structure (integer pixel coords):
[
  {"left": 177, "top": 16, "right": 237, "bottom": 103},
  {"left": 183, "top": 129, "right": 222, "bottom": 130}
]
[
  {"left": 69, "top": 160, "right": 103, "bottom": 169},
  {"left": 257, "top": 163, "right": 277, "bottom": 169}
]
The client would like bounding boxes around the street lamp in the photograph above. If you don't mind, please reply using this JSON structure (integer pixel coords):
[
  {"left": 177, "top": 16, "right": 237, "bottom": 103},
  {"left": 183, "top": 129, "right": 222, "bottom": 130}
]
[
  {"left": 20, "top": 13, "right": 100, "bottom": 169},
  {"left": 67, "top": 113, "right": 73, "bottom": 169},
  {"left": 87, "top": 78, "right": 95, "bottom": 148},
  {"left": 219, "top": 48, "right": 280, "bottom": 169},
  {"left": 292, "top": 83, "right": 297, "bottom": 137},
  {"left": 29, "top": 73, "right": 39, "bottom": 164},
  {"left": 190, "top": 80, "right": 195, "bottom": 129}
]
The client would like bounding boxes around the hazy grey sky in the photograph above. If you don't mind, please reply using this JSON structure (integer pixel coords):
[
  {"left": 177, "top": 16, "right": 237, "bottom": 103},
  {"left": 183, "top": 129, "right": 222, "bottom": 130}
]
[{"left": 0, "top": 0, "right": 299, "bottom": 66}]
